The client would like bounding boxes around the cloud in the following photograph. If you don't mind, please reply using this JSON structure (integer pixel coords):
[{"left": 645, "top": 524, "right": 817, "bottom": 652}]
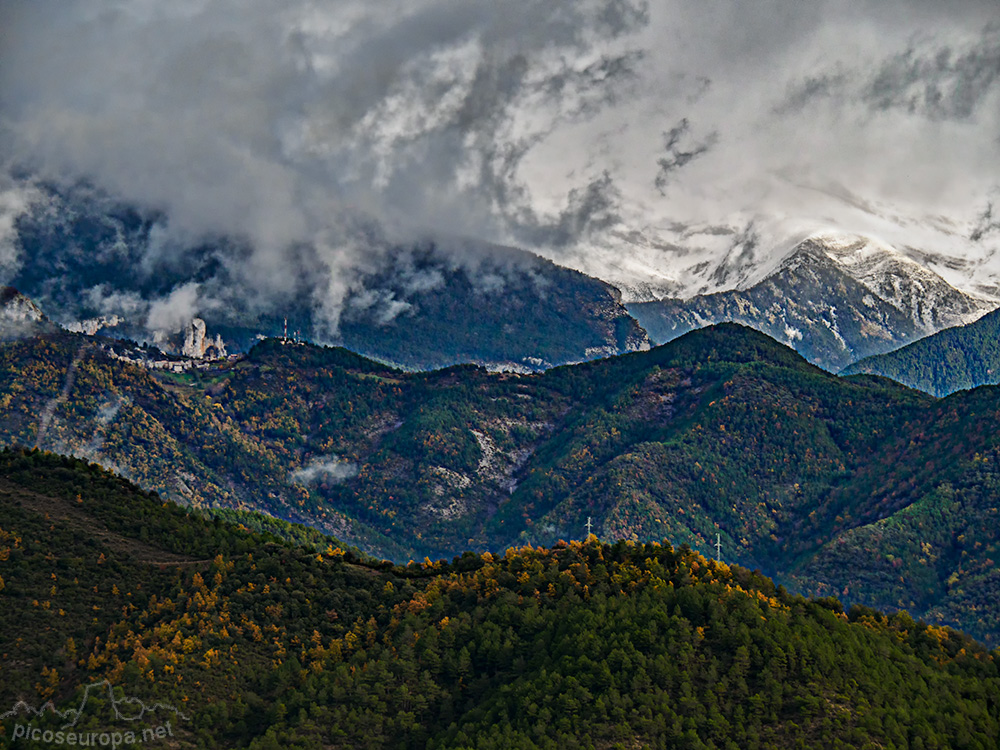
[
  {"left": 0, "top": 0, "right": 652, "bottom": 325},
  {"left": 512, "top": 171, "right": 625, "bottom": 248},
  {"left": 0, "top": 0, "right": 648, "bottom": 241},
  {"left": 345, "top": 287, "right": 413, "bottom": 326},
  {"left": 290, "top": 455, "right": 360, "bottom": 486},
  {"left": 0, "top": 0, "right": 998, "bottom": 312},
  {"left": 0, "top": 178, "right": 43, "bottom": 281},
  {"left": 145, "top": 282, "right": 206, "bottom": 335},
  {"left": 779, "top": 29, "right": 1000, "bottom": 122},
  {"left": 971, "top": 194, "right": 1000, "bottom": 243},
  {"left": 864, "top": 34, "right": 1000, "bottom": 120},
  {"left": 654, "top": 119, "right": 718, "bottom": 194},
  {"left": 84, "top": 286, "right": 148, "bottom": 319}
]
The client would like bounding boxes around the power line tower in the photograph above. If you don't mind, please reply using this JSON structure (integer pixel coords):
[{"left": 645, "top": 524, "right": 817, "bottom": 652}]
[
  {"left": 715, "top": 533, "right": 722, "bottom": 562},
  {"left": 586, "top": 516, "right": 593, "bottom": 538}
]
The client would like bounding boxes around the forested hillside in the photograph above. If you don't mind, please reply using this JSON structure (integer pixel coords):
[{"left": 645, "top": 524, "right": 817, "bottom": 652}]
[
  {"left": 842, "top": 307, "right": 1000, "bottom": 396},
  {"left": 1, "top": 450, "right": 998, "bottom": 750},
  {"left": 4, "top": 325, "right": 1000, "bottom": 643}
]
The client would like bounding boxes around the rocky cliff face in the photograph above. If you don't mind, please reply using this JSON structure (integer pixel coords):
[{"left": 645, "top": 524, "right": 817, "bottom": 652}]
[
  {"left": 182, "top": 318, "right": 227, "bottom": 359},
  {"left": 0, "top": 286, "right": 50, "bottom": 338},
  {"left": 65, "top": 314, "right": 124, "bottom": 336}
]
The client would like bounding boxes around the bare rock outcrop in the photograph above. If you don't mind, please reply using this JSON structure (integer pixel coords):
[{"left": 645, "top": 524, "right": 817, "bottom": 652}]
[{"left": 182, "top": 318, "right": 227, "bottom": 359}]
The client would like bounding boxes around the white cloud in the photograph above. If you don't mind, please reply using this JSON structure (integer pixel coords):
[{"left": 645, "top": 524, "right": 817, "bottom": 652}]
[
  {"left": 0, "top": 179, "right": 43, "bottom": 282},
  {"left": 145, "top": 282, "right": 204, "bottom": 334},
  {"left": 290, "top": 455, "right": 360, "bottom": 486},
  {"left": 0, "top": 0, "right": 998, "bottom": 308}
]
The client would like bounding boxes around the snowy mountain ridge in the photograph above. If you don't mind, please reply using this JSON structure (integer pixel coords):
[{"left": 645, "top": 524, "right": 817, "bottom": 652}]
[
  {"left": 628, "top": 232, "right": 998, "bottom": 372},
  {"left": 811, "top": 233, "right": 997, "bottom": 329}
]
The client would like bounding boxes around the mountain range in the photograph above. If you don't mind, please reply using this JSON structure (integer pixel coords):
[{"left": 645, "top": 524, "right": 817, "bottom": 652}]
[
  {"left": 6, "top": 183, "right": 649, "bottom": 372},
  {"left": 630, "top": 234, "right": 996, "bottom": 371},
  {"left": 3, "top": 322, "right": 1000, "bottom": 643},
  {"left": 5, "top": 183, "right": 998, "bottom": 377},
  {"left": 6, "top": 6, "right": 1000, "bottom": 745}
]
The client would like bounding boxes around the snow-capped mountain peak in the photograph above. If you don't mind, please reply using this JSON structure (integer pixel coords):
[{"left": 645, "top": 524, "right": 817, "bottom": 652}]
[
  {"left": 807, "top": 232, "right": 997, "bottom": 331},
  {"left": 628, "top": 230, "right": 999, "bottom": 372}
]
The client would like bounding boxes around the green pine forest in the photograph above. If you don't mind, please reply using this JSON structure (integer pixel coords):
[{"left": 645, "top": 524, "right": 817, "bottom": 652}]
[
  {"left": 1, "top": 449, "right": 998, "bottom": 749},
  {"left": 843, "top": 307, "right": 1000, "bottom": 396}
]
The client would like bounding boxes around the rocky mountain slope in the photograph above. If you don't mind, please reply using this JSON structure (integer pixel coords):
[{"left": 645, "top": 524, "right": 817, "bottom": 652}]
[
  {"left": 4, "top": 325, "right": 1000, "bottom": 641},
  {"left": 629, "top": 234, "right": 995, "bottom": 371},
  {"left": 334, "top": 242, "right": 650, "bottom": 370},
  {"left": 0, "top": 285, "right": 54, "bottom": 339}
]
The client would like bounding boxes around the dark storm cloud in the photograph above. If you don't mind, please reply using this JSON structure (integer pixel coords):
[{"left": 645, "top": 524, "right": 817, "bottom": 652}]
[
  {"left": 654, "top": 119, "right": 718, "bottom": 195},
  {"left": 779, "top": 27, "right": 1000, "bottom": 122},
  {"left": 0, "top": 0, "right": 998, "bottom": 324}
]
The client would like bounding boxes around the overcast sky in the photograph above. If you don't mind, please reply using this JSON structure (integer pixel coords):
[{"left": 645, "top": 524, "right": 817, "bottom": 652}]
[{"left": 1, "top": 0, "right": 998, "bottom": 317}]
